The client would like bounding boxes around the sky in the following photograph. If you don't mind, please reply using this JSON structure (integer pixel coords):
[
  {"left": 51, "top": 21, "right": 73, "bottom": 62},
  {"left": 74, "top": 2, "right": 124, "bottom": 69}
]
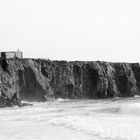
[{"left": 0, "top": 0, "right": 140, "bottom": 62}]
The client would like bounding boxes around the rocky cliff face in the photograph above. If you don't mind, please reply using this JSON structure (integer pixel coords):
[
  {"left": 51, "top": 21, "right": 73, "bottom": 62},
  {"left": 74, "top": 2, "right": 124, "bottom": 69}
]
[{"left": 0, "top": 58, "right": 140, "bottom": 107}]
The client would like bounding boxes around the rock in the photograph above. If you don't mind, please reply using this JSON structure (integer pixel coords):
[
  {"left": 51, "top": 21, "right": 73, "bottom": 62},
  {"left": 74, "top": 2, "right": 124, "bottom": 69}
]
[
  {"left": 22, "top": 102, "right": 33, "bottom": 107},
  {"left": 130, "top": 63, "right": 140, "bottom": 94},
  {"left": 113, "top": 63, "right": 138, "bottom": 97},
  {"left": 0, "top": 57, "right": 140, "bottom": 107}
]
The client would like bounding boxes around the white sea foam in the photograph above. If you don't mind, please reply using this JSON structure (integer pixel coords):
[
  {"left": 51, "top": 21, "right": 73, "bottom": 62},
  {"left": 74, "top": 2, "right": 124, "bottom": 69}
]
[
  {"left": 120, "top": 103, "right": 140, "bottom": 116},
  {"left": 0, "top": 99, "right": 140, "bottom": 140},
  {"left": 48, "top": 113, "right": 140, "bottom": 140},
  {"left": 56, "top": 98, "right": 71, "bottom": 102}
]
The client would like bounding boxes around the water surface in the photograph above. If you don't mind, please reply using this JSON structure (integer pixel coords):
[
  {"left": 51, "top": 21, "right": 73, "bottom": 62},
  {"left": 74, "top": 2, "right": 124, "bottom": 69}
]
[{"left": 0, "top": 97, "right": 140, "bottom": 140}]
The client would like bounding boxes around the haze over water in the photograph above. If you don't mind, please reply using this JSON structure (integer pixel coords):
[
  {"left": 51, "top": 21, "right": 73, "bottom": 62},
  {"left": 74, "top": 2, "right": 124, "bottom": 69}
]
[{"left": 0, "top": 98, "right": 140, "bottom": 140}]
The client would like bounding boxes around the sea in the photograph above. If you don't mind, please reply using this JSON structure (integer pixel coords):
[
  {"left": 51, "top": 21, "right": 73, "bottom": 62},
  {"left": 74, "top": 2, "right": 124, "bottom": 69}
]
[{"left": 0, "top": 97, "right": 140, "bottom": 140}]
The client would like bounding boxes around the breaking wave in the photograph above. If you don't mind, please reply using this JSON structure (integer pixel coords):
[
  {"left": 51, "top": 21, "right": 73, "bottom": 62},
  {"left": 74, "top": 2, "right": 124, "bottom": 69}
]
[{"left": 120, "top": 103, "right": 140, "bottom": 116}]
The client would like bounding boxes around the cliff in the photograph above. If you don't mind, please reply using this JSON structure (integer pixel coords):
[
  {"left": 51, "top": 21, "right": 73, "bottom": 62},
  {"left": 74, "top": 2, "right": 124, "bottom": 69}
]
[{"left": 0, "top": 58, "right": 140, "bottom": 107}]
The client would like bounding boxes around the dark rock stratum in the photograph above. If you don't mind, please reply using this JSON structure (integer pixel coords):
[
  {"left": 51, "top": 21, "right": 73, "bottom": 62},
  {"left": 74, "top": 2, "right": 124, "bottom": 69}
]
[{"left": 0, "top": 57, "right": 140, "bottom": 107}]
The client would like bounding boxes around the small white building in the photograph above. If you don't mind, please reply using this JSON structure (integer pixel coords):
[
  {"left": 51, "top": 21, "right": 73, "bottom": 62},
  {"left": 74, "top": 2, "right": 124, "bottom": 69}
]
[{"left": 0, "top": 49, "right": 23, "bottom": 58}]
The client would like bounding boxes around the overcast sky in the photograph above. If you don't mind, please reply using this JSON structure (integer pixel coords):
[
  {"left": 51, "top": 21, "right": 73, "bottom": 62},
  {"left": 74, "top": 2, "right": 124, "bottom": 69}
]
[{"left": 0, "top": 0, "right": 140, "bottom": 62}]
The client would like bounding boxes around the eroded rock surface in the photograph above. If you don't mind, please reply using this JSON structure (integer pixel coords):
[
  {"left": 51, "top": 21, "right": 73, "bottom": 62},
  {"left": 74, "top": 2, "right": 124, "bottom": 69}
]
[
  {"left": 0, "top": 57, "right": 140, "bottom": 107},
  {"left": 0, "top": 57, "right": 22, "bottom": 107}
]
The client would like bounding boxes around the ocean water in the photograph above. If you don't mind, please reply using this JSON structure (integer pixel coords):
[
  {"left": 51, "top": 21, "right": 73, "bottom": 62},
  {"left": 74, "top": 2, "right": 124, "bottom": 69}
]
[{"left": 0, "top": 98, "right": 140, "bottom": 140}]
